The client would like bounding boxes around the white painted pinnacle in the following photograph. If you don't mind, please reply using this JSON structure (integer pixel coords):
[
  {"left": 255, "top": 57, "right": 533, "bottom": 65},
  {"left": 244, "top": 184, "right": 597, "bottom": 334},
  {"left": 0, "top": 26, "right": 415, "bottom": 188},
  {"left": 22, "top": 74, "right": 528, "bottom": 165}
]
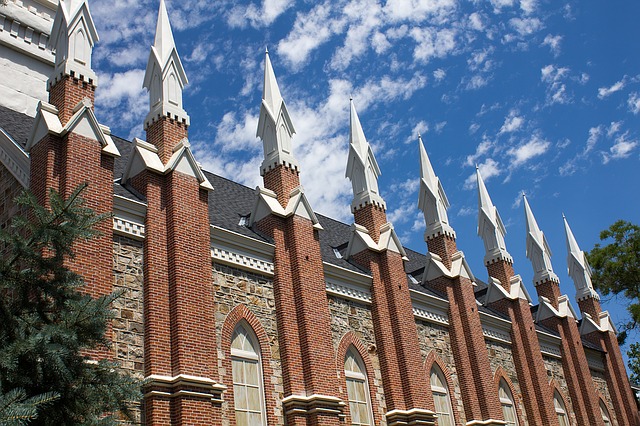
[
  {"left": 523, "top": 195, "right": 558, "bottom": 285},
  {"left": 476, "top": 168, "right": 512, "bottom": 264},
  {"left": 143, "top": 0, "right": 190, "bottom": 128},
  {"left": 49, "top": 0, "right": 99, "bottom": 87},
  {"left": 563, "top": 215, "right": 600, "bottom": 301},
  {"left": 346, "top": 99, "right": 386, "bottom": 212},
  {"left": 256, "top": 50, "right": 298, "bottom": 176},
  {"left": 418, "top": 135, "right": 455, "bottom": 240}
]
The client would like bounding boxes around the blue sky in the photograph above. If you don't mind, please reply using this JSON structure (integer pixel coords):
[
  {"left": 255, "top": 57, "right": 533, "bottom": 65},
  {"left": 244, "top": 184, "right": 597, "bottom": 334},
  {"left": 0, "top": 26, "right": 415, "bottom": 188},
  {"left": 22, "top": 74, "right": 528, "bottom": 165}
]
[{"left": 89, "top": 0, "right": 639, "bottom": 355}]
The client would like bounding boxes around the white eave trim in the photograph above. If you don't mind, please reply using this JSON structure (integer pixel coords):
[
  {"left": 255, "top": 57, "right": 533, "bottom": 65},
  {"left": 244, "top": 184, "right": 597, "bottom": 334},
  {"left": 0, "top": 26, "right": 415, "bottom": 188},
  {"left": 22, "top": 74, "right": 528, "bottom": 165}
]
[
  {"left": 0, "top": 126, "right": 30, "bottom": 188},
  {"left": 210, "top": 225, "right": 275, "bottom": 276},
  {"left": 112, "top": 195, "right": 146, "bottom": 240}
]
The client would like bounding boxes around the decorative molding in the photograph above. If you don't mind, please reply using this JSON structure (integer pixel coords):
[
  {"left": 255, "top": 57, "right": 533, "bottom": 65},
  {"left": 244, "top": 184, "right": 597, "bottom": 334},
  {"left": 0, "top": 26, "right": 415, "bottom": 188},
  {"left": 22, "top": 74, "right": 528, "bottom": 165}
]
[
  {"left": 410, "top": 289, "right": 449, "bottom": 325},
  {"left": 326, "top": 279, "right": 371, "bottom": 304},
  {"left": 537, "top": 329, "right": 563, "bottom": 359},
  {"left": 479, "top": 311, "right": 512, "bottom": 344},
  {"left": 112, "top": 194, "right": 146, "bottom": 240},
  {"left": 210, "top": 225, "right": 275, "bottom": 276},
  {"left": 143, "top": 374, "right": 226, "bottom": 403},
  {"left": 0, "top": 9, "right": 55, "bottom": 65},
  {"left": 585, "top": 348, "right": 605, "bottom": 372},
  {"left": 113, "top": 217, "right": 145, "bottom": 240},
  {"left": 282, "top": 394, "right": 345, "bottom": 418},
  {"left": 385, "top": 408, "right": 437, "bottom": 426},
  {"left": 0, "top": 127, "right": 30, "bottom": 188}
]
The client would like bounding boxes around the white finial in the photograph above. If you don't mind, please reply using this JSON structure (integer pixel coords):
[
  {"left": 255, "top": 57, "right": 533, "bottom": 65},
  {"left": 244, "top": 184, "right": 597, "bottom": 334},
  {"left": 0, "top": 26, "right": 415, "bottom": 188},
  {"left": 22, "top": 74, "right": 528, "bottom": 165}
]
[
  {"left": 256, "top": 50, "right": 298, "bottom": 176},
  {"left": 418, "top": 135, "right": 455, "bottom": 240},
  {"left": 48, "top": 0, "right": 99, "bottom": 88},
  {"left": 563, "top": 215, "right": 600, "bottom": 301},
  {"left": 143, "top": 0, "right": 190, "bottom": 129},
  {"left": 346, "top": 99, "right": 386, "bottom": 212},
  {"left": 477, "top": 168, "right": 512, "bottom": 265},
  {"left": 523, "top": 195, "right": 558, "bottom": 285}
]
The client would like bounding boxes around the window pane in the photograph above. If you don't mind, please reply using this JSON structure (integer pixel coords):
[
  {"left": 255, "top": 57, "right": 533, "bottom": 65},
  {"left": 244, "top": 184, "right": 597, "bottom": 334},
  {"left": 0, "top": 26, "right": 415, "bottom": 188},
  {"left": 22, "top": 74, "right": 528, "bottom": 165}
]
[
  {"left": 245, "top": 360, "right": 260, "bottom": 386},
  {"left": 236, "top": 411, "right": 248, "bottom": 426},
  {"left": 234, "top": 384, "right": 247, "bottom": 410},
  {"left": 350, "top": 401, "right": 360, "bottom": 423},
  {"left": 247, "top": 387, "right": 261, "bottom": 411},
  {"left": 358, "top": 402, "right": 371, "bottom": 425},
  {"left": 345, "top": 349, "right": 373, "bottom": 426},
  {"left": 557, "top": 413, "right": 569, "bottom": 426},
  {"left": 232, "top": 325, "right": 265, "bottom": 426},
  {"left": 232, "top": 359, "right": 245, "bottom": 383}
]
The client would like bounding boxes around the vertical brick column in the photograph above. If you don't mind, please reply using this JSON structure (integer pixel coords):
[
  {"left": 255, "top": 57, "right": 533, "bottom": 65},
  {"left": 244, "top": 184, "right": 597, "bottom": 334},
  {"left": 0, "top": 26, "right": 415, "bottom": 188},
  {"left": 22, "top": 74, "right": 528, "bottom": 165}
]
[
  {"left": 131, "top": 121, "right": 220, "bottom": 425},
  {"left": 579, "top": 297, "right": 640, "bottom": 426},
  {"left": 256, "top": 164, "right": 342, "bottom": 426},
  {"left": 486, "top": 260, "right": 558, "bottom": 426},
  {"left": 30, "top": 78, "right": 114, "bottom": 361},
  {"left": 349, "top": 206, "right": 434, "bottom": 425},
  {"left": 425, "top": 235, "right": 504, "bottom": 423}
]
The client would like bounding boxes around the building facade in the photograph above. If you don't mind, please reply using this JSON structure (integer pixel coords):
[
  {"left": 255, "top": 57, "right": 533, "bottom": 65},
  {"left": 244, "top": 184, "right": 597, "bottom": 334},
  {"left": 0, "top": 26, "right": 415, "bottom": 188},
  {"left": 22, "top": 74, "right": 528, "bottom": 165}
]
[{"left": 0, "top": 0, "right": 638, "bottom": 425}]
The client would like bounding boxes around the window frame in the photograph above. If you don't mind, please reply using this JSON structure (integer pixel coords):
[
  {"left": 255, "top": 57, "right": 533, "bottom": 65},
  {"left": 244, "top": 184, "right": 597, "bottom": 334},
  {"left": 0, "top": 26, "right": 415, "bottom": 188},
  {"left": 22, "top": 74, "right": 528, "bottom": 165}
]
[
  {"left": 344, "top": 347, "right": 375, "bottom": 426},
  {"left": 553, "top": 391, "right": 570, "bottom": 426},
  {"left": 230, "top": 322, "right": 267, "bottom": 426},
  {"left": 498, "top": 379, "right": 519, "bottom": 426},
  {"left": 430, "top": 364, "right": 455, "bottom": 426}
]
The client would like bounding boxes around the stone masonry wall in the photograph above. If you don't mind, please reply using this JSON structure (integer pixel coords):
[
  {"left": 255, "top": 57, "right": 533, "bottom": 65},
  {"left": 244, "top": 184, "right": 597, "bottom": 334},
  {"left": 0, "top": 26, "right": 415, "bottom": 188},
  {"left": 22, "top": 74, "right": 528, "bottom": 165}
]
[
  {"left": 486, "top": 340, "right": 528, "bottom": 425},
  {"left": 416, "top": 320, "right": 465, "bottom": 424},
  {"left": 328, "top": 295, "right": 387, "bottom": 424},
  {"left": 112, "top": 236, "right": 145, "bottom": 425},
  {"left": 544, "top": 356, "right": 577, "bottom": 426},
  {"left": 212, "top": 262, "right": 284, "bottom": 426},
  {"left": 592, "top": 368, "right": 618, "bottom": 425}
]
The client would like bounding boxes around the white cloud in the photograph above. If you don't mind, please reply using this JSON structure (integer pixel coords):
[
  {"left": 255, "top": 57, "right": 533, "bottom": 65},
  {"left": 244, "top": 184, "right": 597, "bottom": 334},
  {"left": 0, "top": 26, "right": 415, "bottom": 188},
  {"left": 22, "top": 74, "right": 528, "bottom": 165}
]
[
  {"left": 507, "top": 135, "right": 550, "bottom": 168},
  {"left": 541, "top": 64, "right": 571, "bottom": 105},
  {"left": 598, "top": 78, "right": 626, "bottom": 99},
  {"left": 372, "top": 31, "right": 392, "bottom": 54},
  {"left": 490, "top": 0, "right": 515, "bottom": 12},
  {"left": 499, "top": 110, "right": 524, "bottom": 134},
  {"left": 384, "top": 0, "right": 456, "bottom": 22},
  {"left": 465, "top": 75, "right": 489, "bottom": 90},
  {"left": 457, "top": 206, "right": 475, "bottom": 217},
  {"left": 330, "top": 1, "right": 382, "bottom": 70},
  {"left": 607, "top": 121, "right": 623, "bottom": 138},
  {"left": 585, "top": 126, "right": 602, "bottom": 154},
  {"left": 542, "top": 34, "right": 562, "bottom": 56},
  {"left": 520, "top": 0, "right": 537, "bottom": 14},
  {"left": 433, "top": 68, "right": 447, "bottom": 82},
  {"left": 602, "top": 133, "right": 638, "bottom": 164},
  {"left": 509, "top": 17, "right": 542, "bottom": 37},
  {"left": 628, "top": 92, "right": 640, "bottom": 114},
  {"left": 410, "top": 27, "right": 457, "bottom": 63},
  {"left": 464, "top": 158, "right": 501, "bottom": 190},
  {"left": 468, "top": 12, "right": 485, "bottom": 31},
  {"left": 465, "top": 137, "right": 494, "bottom": 166},
  {"left": 277, "top": 3, "right": 346, "bottom": 69},
  {"left": 95, "top": 69, "right": 148, "bottom": 139}
]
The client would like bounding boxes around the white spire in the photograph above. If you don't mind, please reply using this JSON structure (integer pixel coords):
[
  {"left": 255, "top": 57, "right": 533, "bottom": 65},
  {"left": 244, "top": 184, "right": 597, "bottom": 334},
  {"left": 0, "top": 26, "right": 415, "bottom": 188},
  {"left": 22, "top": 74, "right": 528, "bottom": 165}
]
[
  {"left": 48, "top": 0, "right": 99, "bottom": 88},
  {"left": 256, "top": 50, "right": 298, "bottom": 176},
  {"left": 563, "top": 215, "right": 600, "bottom": 301},
  {"left": 476, "top": 167, "right": 512, "bottom": 265},
  {"left": 143, "top": 0, "right": 190, "bottom": 129},
  {"left": 346, "top": 99, "right": 386, "bottom": 212},
  {"left": 523, "top": 195, "right": 558, "bottom": 285},
  {"left": 418, "top": 134, "right": 455, "bottom": 240}
]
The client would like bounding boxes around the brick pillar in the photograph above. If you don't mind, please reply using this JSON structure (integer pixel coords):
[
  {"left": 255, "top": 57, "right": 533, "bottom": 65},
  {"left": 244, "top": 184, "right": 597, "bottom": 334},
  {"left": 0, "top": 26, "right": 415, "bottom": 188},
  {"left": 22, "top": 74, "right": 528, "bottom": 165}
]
[
  {"left": 486, "top": 260, "right": 559, "bottom": 426},
  {"left": 425, "top": 235, "right": 504, "bottom": 423},
  {"left": 536, "top": 279, "right": 606, "bottom": 426},
  {"left": 349, "top": 206, "right": 435, "bottom": 426},
  {"left": 131, "top": 120, "right": 220, "bottom": 425},
  {"left": 257, "top": 164, "right": 343, "bottom": 425},
  {"left": 580, "top": 296, "right": 640, "bottom": 426},
  {"left": 29, "top": 77, "right": 114, "bottom": 361}
]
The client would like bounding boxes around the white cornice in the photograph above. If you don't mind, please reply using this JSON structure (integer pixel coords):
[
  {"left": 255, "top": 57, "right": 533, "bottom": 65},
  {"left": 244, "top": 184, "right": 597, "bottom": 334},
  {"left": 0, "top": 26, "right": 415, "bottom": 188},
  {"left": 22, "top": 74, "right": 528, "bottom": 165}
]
[
  {"left": 584, "top": 347, "right": 605, "bottom": 372},
  {"left": 0, "top": 126, "right": 30, "bottom": 188},
  {"left": 210, "top": 225, "right": 275, "bottom": 276},
  {"left": 479, "top": 310, "right": 512, "bottom": 344},
  {"left": 113, "top": 195, "right": 146, "bottom": 240},
  {"left": 537, "top": 328, "right": 562, "bottom": 359},
  {"left": 0, "top": 12, "right": 54, "bottom": 64}
]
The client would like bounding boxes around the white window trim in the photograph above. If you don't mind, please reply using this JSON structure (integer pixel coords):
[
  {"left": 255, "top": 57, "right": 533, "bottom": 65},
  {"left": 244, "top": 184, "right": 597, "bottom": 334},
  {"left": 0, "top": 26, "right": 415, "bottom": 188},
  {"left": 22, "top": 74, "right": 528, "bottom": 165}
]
[
  {"left": 430, "top": 366, "right": 455, "bottom": 425},
  {"left": 499, "top": 380, "right": 519, "bottom": 426},
  {"left": 231, "top": 323, "right": 268, "bottom": 426},
  {"left": 345, "top": 348, "right": 375, "bottom": 426}
]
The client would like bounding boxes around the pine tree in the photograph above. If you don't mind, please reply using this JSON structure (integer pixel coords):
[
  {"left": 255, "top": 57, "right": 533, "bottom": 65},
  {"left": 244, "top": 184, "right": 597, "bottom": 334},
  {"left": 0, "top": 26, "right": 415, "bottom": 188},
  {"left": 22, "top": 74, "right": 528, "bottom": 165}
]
[{"left": 0, "top": 185, "right": 140, "bottom": 425}]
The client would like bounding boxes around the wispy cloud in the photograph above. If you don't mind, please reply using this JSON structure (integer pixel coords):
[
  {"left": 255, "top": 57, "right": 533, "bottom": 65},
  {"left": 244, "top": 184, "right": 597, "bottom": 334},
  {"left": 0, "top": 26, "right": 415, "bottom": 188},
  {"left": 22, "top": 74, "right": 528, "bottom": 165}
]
[
  {"left": 506, "top": 134, "right": 550, "bottom": 168},
  {"left": 602, "top": 132, "right": 638, "bottom": 164},
  {"left": 227, "top": 0, "right": 295, "bottom": 29},
  {"left": 598, "top": 77, "right": 626, "bottom": 99},
  {"left": 464, "top": 158, "right": 501, "bottom": 190},
  {"left": 628, "top": 92, "right": 640, "bottom": 114},
  {"left": 499, "top": 110, "right": 524, "bottom": 134},
  {"left": 541, "top": 64, "right": 571, "bottom": 104},
  {"left": 542, "top": 34, "right": 562, "bottom": 56}
]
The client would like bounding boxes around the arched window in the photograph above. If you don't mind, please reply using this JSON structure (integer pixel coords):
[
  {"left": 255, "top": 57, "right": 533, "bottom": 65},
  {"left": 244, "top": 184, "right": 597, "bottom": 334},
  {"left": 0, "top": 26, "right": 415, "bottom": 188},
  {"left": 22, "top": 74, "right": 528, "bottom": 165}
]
[
  {"left": 430, "top": 365, "right": 454, "bottom": 426},
  {"left": 499, "top": 379, "right": 519, "bottom": 426},
  {"left": 554, "top": 391, "right": 569, "bottom": 426},
  {"left": 344, "top": 348, "right": 374, "bottom": 426},
  {"left": 231, "top": 323, "right": 266, "bottom": 426},
  {"left": 600, "top": 400, "right": 612, "bottom": 425}
]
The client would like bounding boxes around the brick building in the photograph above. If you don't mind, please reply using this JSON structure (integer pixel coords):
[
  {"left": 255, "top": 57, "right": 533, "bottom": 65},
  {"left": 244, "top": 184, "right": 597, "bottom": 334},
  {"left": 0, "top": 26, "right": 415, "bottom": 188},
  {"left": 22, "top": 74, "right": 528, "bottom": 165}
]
[{"left": 0, "top": 0, "right": 638, "bottom": 425}]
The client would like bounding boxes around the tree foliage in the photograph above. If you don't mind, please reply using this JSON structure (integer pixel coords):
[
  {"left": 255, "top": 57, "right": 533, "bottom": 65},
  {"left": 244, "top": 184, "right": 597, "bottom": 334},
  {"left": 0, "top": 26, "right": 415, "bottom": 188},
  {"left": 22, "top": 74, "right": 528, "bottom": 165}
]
[
  {"left": 588, "top": 220, "right": 640, "bottom": 344},
  {"left": 0, "top": 185, "right": 140, "bottom": 425}
]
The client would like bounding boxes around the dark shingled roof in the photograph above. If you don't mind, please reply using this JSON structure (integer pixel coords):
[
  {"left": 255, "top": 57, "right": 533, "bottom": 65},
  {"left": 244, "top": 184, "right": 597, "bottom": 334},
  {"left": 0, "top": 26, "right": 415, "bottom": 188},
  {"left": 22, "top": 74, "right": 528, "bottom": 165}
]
[{"left": 0, "top": 105, "right": 34, "bottom": 148}]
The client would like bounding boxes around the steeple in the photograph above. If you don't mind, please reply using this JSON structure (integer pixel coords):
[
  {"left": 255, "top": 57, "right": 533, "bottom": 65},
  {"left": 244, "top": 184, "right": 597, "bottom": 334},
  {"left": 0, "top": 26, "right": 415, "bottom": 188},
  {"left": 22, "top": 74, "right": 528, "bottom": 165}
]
[
  {"left": 256, "top": 49, "right": 298, "bottom": 176},
  {"left": 563, "top": 215, "right": 600, "bottom": 301},
  {"left": 418, "top": 134, "right": 455, "bottom": 240},
  {"left": 48, "top": 0, "right": 99, "bottom": 88},
  {"left": 346, "top": 99, "right": 385, "bottom": 213},
  {"left": 523, "top": 195, "right": 559, "bottom": 285},
  {"left": 143, "top": 0, "right": 190, "bottom": 130},
  {"left": 476, "top": 167, "right": 512, "bottom": 265}
]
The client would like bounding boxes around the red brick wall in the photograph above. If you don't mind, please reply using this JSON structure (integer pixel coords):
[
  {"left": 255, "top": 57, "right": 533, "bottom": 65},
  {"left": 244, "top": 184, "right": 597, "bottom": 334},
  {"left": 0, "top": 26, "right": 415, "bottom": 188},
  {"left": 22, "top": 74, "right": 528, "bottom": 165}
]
[
  {"left": 145, "top": 117, "right": 188, "bottom": 165},
  {"left": 578, "top": 297, "right": 602, "bottom": 321},
  {"left": 48, "top": 76, "right": 95, "bottom": 125},
  {"left": 262, "top": 164, "right": 300, "bottom": 207},
  {"left": 486, "top": 259, "right": 558, "bottom": 425},
  {"left": 535, "top": 278, "right": 561, "bottom": 308},
  {"left": 425, "top": 235, "right": 503, "bottom": 423},
  {"left": 353, "top": 203, "right": 386, "bottom": 243}
]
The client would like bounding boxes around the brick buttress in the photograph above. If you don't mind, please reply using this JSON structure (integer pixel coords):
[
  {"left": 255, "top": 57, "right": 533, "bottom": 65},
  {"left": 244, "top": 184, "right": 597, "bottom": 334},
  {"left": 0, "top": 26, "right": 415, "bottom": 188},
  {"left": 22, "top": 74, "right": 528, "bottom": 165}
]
[
  {"left": 129, "top": 117, "right": 220, "bottom": 426},
  {"left": 486, "top": 260, "right": 560, "bottom": 426},
  {"left": 424, "top": 234, "right": 504, "bottom": 424},
  {"left": 536, "top": 279, "right": 606, "bottom": 426},
  {"left": 29, "top": 76, "right": 114, "bottom": 361},
  {"left": 579, "top": 297, "right": 640, "bottom": 426},
  {"left": 256, "top": 164, "right": 343, "bottom": 426},
  {"left": 350, "top": 204, "right": 436, "bottom": 426}
]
